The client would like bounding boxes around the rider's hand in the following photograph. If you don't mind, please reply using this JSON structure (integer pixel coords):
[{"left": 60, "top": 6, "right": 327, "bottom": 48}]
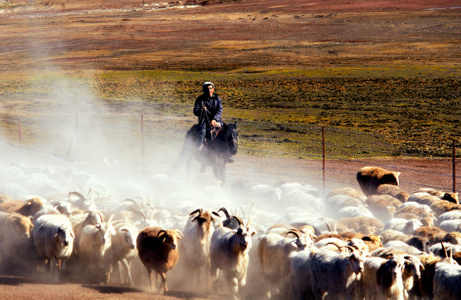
[{"left": 202, "top": 106, "right": 207, "bottom": 112}]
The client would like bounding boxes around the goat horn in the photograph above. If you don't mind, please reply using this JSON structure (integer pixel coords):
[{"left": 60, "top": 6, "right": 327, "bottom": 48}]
[
  {"left": 131, "top": 208, "right": 147, "bottom": 222},
  {"left": 325, "top": 222, "right": 333, "bottom": 232},
  {"left": 246, "top": 215, "right": 254, "bottom": 228},
  {"left": 189, "top": 209, "right": 202, "bottom": 216},
  {"left": 218, "top": 207, "right": 231, "bottom": 218},
  {"left": 441, "top": 242, "right": 448, "bottom": 259},
  {"left": 324, "top": 241, "right": 344, "bottom": 252},
  {"left": 286, "top": 230, "right": 301, "bottom": 239},
  {"left": 68, "top": 191, "right": 86, "bottom": 202},
  {"left": 123, "top": 198, "right": 140, "bottom": 206},
  {"left": 233, "top": 216, "right": 244, "bottom": 226},
  {"left": 157, "top": 230, "right": 167, "bottom": 237},
  {"left": 108, "top": 213, "right": 115, "bottom": 224}
]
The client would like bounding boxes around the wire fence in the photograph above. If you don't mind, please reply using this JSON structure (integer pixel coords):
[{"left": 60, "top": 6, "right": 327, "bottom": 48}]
[{"left": 0, "top": 113, "right": 458, "bottom": 194}]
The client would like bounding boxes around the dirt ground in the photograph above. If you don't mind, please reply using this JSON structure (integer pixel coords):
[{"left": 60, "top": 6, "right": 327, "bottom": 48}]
[{"left": 0, "top": 0, "right": 460, "bottom": 299}]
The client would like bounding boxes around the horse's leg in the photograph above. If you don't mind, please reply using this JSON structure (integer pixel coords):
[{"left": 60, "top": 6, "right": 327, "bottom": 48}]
[
  {"left": 219, "top": 163, "right": 226, "bottom": 183},
  {"left": 185, "top": 154, "right": 192, "bottom": 177}
]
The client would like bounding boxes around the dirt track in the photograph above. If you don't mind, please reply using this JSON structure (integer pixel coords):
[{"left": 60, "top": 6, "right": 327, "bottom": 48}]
[{"left": 0, "top": 0, "right": 460, "bottom": 299}]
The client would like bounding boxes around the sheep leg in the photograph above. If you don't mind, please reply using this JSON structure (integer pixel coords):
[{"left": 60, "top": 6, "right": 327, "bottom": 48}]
[
  {"left": 225, "top": 274, "right": 239, "bottom": 300},
  {"left": 121, "top": 259, "right": 133, "bottom": 286},
  {"left": 160, "top": 271, "right": 168, "bottom": 294},
  {"left": 146, "top": 268, "right": 156, "bottom": 292},
  {"left": 50, "top": 257, "right": 60, "bottom": 284},
  {"left": 209, "top": 265, "right": 219, "bottom": 291}
]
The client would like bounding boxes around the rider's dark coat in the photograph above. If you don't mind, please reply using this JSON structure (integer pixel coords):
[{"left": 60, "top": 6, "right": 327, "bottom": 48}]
[{"left": 193, "top": 93, "right": 223, "bottom": 125}]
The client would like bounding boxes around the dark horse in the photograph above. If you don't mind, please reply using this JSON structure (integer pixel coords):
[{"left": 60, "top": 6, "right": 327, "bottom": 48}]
[{"left": 171, "top": 122, "right": 238, "bottom": 183}]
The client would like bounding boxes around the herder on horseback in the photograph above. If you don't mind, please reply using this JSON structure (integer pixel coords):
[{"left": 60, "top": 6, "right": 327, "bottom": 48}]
[{"left": 193, "top": 81, "right": 234, "bottom": 163}]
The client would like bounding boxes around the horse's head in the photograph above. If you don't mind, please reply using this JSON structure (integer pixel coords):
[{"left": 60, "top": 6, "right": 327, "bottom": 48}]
[{"left": 224, "top": 122, "right": 239, "bottom": 155}]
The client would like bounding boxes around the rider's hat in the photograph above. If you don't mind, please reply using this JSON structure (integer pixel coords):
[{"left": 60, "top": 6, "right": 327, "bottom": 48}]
[{"left": 202, "top": 81, "right": 215, "bottom": 92}]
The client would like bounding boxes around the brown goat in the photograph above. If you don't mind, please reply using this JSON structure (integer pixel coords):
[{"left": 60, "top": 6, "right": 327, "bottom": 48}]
[
  {"left": 336, "top": 216, "right": 384, "bottom": 235},
  {"left": 326, "top": 187, "right": 366, "bottom": 200},
  {"left": 416, "top": 188, "right": 459, "bottom": 204},
  {"left": 366, "top": 194, "right": 402, "bottom": 222},
  {"left": 356, "top": 166, "right": 400, "bottom": 197},
  {"left": 430, "top": 200, "right": 461, "bottom": 218},
  {"left": 0, "top": 197, "right": 45, "bottom": 217},
  {"left": 376, "top": 184, "right": 409, "bottom": 202},
  {"left": 137, "top": 226, "right": 182, "bottom": 293}
]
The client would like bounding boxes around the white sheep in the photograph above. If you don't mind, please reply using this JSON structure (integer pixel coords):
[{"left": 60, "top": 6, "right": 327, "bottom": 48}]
[
  {"left": 384, "top": 240, "right": 424, "bottom": 256},
  {"left": 210, "top": 219, "right": 255, "bottom": 299},
  {"left": 437, "top": 210, "right": 461, "bottom": 225},
  {"left": 384, "top": 218, "right": 423, "bottom": 234},
  {"left": 439, "top": 219, "right": 461, "bottom": 233},
  {"left": 33, "top": 214, "right": 75, "bottom": 283},
  {"left": 110, "top": 221, "right": 138, "bottom": 286}
]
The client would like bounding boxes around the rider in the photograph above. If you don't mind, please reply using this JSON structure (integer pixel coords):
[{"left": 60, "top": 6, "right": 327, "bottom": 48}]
[{"left": 193, "top": 81, "right": 234, "bottom": 163}]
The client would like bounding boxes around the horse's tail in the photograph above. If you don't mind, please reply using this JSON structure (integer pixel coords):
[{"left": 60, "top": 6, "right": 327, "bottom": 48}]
[{"left": 168, "top": 125, "right": 198, "bottom": 172}]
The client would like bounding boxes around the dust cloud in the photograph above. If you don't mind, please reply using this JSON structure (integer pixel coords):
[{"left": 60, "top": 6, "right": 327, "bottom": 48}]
[{"left": 0, "top": 73, "right": 339, "bottom": 297}]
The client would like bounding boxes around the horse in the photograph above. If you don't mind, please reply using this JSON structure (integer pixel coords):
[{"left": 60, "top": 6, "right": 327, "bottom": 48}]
[{"left": 171, "top": 122, "right": 238, "bottom": 183}]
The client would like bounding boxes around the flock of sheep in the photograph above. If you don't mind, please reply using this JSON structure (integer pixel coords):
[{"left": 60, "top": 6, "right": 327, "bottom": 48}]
[{"left": 0, "top": 159, "right": 460, "bottom": 300}]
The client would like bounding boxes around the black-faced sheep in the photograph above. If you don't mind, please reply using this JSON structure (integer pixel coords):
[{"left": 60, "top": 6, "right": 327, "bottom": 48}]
[
  {"left": 356, "top": 166, "right": 400, "bottom": 197},
  {"left": 137, "top": 226, "right": 182, "bottom": 293}
]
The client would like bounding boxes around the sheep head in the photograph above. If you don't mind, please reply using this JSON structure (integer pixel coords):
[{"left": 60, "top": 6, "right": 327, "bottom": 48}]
[
  {"left": 157, "top": 229, "right": 182, "bottom": 250},
  {"left": 54, "top": 225, "right": 75, "bottom": 247}
]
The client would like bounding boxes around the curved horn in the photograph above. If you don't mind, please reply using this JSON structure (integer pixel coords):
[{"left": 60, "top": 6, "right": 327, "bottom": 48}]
[
  {"left": 324, "top": 241, "right": 345, "bottom": 252},
  {"left": 441, "top": 242, "right": 448, "bottom": 259},
  {"left": 108, "top": 213, "right": 115, "bottom": 225},
  {"left": 123, "top": 198, "right": 140, "bottom": 206},
  {"left": 218, "top": 207, "right": 231, "bottom": 219},
  {"left": 189, "top": 209, "right": 203, "bottom": 216},
  {"left": 131, "top": 208, "right": 147, "bottom": 223},
  {"left": 68, "top": 191, "right": 86, "bottom": 202},
  {"left": 157, "top": 230, "right": 167, "bottom": 237},
  {"left": 246, "top": 215, "right": 254, "bottom": 228},
  {"left": 233, "top": 216, "right": 244, "bottom": 226},
  {"left": 286, "top": 230, "right": 301, "bottom": 239},
  {"left": 325, "top": 222, "right": 333, "bottom": 232}
]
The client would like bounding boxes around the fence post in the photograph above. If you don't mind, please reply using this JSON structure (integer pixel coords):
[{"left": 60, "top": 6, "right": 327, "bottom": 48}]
[
  {"left": 453, "top": 141, "right": 457, "bottom": 193},
  {"left": 141, "top": 113, "right": 145, "bottom": 173},
  {"left": 18, "top": 119, "right": 22, "bottom": 149},
  {"left": 322, "top": 127, "right": 326, "bottom": 196}
]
